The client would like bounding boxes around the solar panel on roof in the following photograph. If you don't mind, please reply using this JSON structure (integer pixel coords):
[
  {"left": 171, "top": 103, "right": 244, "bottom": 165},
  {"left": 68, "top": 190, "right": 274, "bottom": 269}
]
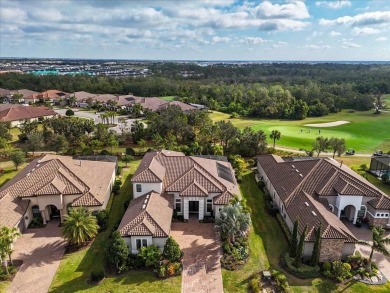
[{"left": 216, "top": 162, "right": 235, "bottom": 183}]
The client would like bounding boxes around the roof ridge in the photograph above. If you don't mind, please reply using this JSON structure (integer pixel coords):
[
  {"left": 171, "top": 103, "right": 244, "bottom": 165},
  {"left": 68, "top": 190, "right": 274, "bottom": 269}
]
[{"left": 192, "top": 161, "right": 225, "bottom": 190}]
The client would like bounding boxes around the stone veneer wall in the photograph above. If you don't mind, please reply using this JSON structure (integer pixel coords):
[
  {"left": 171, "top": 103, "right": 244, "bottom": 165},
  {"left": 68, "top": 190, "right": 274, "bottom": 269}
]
[
  {"left": 319, "top": 239, "right": 345, "bottom": 262},
  {"left": 367, "top": 213, "right": 389, "bottom": 227}
]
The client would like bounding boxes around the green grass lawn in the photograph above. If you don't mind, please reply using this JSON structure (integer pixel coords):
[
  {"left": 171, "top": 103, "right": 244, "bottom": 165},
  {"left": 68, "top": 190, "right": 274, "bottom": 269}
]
[
  {"left": 209, "top": 109, "right": 390, "bottom": 153},
  {"left": 159, "top": 96, "right": 176, "bottom": 101},
  {"left": 226, "top": 169, "right": 390, "bottom": 293},
  {"left": 49, "top": 159, "right": 181, "bottom": 293}
]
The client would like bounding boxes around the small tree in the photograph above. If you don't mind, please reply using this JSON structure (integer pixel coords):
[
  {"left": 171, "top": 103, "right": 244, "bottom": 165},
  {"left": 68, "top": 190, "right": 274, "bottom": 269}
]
[
  {"left": 106, "top": 231, "right": 129, "bottom": 272},
  {"left": 162, "top": 237, "right": 182, "bottom": 262},
  {"left": 290, "top": 218, "right": 299, "bottom": 258},
  {"left": 65, "top": 109, "right": 75, "bottom": 116},
  {"left": 312, "top": 136, "right": 329, "bottom": 157},
  {"left": 138, "top": 139, "right": 147, "bottom": 153},
  {"left": 10, "top": 151, "right": 25, "bottom": 170},
  {"left": 122, "top": 155, "right": 133, "bottom": 167},
  {"left": 358, "top": 226, "right": 390, "bottom": 272},
  {"left": 329, "top": 137, "right": 346, "bottom": 158},
  {"left": 293, "top": 225, "right": 307, "bottom": 268},
  {"left": 25, "top": 132, "right": 44, "bottom": 155},
  {"left": 270, "top": 130, "right": 281, "bottom": 148},
  {"left": 310, "top": 223, "right": 322, "bottom": 266},
  {"left": 61, "top": 207, "right": 99, "bottom": 246},
  {"left": 0, "top": 226, "right": 21, "bottom": 265},
  {"left": 50, "top": 134, "right": 69, "bottom": 154}
]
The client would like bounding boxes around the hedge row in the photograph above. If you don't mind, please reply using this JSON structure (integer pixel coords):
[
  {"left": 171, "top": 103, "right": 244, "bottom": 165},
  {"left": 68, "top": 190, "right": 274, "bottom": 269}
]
[{"left": 280, "top": 252, "right": 321, "bottom": 279}]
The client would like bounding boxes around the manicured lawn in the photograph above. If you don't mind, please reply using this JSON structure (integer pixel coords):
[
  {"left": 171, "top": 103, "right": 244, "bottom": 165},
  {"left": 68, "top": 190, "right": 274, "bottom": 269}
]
[
  {"left": 227, "top": 169, "right": 390, "bottom": 293},
  {"left": 209, "top": 109, "right": 390, "bottom": 153},
  {"left": 0, "top": 281, "right": 10, "bottom": 293},
  {"left": 49, "top": 159, "right": 181, "bottom": 293},
  {"left": 159, "top": 96, "right": 175, "bottom": 101},
  {"left": 0, "top": 161, "right": 29, "bottom": 188}
]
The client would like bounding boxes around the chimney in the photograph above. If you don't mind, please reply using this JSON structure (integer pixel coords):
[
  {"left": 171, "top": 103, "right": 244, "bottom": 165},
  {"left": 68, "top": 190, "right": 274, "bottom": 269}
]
[{"left": 340, "top": 161, "right": 343, "bottom": 167}]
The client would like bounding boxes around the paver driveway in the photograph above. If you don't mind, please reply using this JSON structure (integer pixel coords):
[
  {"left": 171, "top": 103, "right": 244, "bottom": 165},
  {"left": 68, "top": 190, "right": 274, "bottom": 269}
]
[
  {"left": 170, "top": 218, "right": 223, "bottom": 293},
  {"left": 7, "top": 220, "right": 66, "bottom": 293}
]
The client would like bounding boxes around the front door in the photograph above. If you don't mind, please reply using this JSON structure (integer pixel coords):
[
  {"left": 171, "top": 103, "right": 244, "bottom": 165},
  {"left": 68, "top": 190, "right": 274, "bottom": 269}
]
[
  {"left": 189, "top": 201, "right": 199, "bottom": 213},
  {"left": 50, "top": 205, "right": 60, "bottom": 218}
]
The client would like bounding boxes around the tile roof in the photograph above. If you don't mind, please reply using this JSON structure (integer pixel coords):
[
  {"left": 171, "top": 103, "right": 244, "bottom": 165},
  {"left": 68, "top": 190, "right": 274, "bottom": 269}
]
[
  {"left": 0, "top": 105, "right": 57, "bottom": 122},
  {"left": 70, "top": 91, "right": 97, "bottom": 101},
  {"left": 0, "top": 155, "right": 116, "bottom": 227},
  {"left": 0, "top": 196, "right": 30, "bottom": 228},
  {"left": 180, "top": 180, "right": 209, "bottom": 197},
  {"left": 257, "top": 155, "right": 388, "bottom": 243},
  {"left": 118, "top": 191, "right": 173, "bottom": 237},
  {"left": 367, "top": 195, "right": 390, "bottom": 210}
]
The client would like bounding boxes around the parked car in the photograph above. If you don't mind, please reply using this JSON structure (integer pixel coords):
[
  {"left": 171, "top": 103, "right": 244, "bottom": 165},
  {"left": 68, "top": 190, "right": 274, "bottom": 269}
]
[
  {"left": 346, "top": 148, "right": 355, "bottom": 155},
  {"left": 373, "top": 150, "right": 383, "bottom": 156}
]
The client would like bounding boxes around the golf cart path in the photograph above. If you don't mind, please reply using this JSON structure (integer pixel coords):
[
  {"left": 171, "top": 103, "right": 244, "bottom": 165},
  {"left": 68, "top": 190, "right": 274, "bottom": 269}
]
[{"left": 274, "top": 146, "right": 372, "bottom": 157}]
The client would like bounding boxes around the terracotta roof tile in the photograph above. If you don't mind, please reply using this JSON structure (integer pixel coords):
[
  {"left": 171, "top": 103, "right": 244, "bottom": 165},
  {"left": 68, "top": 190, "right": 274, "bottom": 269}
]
[
  {"left": 180, "top": 180, "right": 209, "bottom": 197},
  {"left": 368, "top": 195, "right": 390, "bottom": 210},
  {"left": 213, "top": 191, "right": 234, "bottom": 205},
  {"left": 0, "top": 105, "right": 57, "bottom": 122}
]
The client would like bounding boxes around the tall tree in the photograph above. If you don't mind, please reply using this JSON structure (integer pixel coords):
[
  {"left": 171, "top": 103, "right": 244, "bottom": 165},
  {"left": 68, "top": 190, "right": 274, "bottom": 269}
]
[
  {"left": 329, "top": 137, "right": 346, "bottom": 158},
  {"left": 106, "top": 231, "right": 129, "bottom": 272},
  {"left": 293, "top": 225, "right": 307, "bottom": 268},
  {"left": 24, "top": 132, "right": 44, "bottom": 155},
  {"left": 358, "top": 226, "right": 390, "bottom": 272},
  {"left": 312, "top": 136, "right": 329, "bottom": 157},
  {"left": 62, "top": 207, "right": 99, "bottom": 245},
  {"left": 270, "top": 130, "right": 281, "bottom": 148},
  {"left": 215, "top": 120, "right": 240, "bottom": 155},
  {"left": 290, "top": 218, "right": 299, "bottom": 258},
  {"left": 372, "top": 91, "right": 386, "bottom": 114},
  {"left": 50, "top": 134, "right": 68, "bottom": 154},
  {"left": 310, "top": 223, "right": 322, "bottom": 266}
]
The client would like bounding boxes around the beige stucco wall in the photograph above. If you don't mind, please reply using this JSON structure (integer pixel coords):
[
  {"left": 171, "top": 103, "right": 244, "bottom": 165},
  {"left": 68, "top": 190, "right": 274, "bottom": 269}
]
[{"left": 133, "top": 182, "right": 162, "bottom": 198}]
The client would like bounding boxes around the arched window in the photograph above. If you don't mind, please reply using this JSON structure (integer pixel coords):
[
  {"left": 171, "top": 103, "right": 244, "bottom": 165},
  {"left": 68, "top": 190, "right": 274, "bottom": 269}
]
[{"left": 32, "top": 205, "right": 40, "bottom": 217}]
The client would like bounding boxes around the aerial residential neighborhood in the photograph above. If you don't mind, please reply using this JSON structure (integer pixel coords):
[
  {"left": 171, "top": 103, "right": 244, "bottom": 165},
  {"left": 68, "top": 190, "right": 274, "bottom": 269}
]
[{"left": 1, "top": 1, "right": 390, "bottom": 293}]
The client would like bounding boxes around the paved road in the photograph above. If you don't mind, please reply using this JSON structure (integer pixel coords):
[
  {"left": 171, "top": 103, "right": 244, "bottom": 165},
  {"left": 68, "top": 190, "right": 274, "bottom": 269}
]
[
  {"left": 7, "top": 220, "right": 66, "bottom": 293},
  {"left": 170, "top": 218, "right": 223, "bottom": 293},
  {"left": 54, "top": 108, "right": 143, "bottom": 133}
]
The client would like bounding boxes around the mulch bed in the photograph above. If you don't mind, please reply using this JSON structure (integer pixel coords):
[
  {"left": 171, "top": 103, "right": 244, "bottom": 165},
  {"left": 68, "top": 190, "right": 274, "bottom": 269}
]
[{"left": 64, "top": 239, "right": 94, "bottom": 254}]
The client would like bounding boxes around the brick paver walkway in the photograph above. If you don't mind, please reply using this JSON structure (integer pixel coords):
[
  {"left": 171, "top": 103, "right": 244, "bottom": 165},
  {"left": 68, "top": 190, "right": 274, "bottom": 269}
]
[
  {"left": 7, "top": 220, "right": 66, "bottom": 293},
  {"left": 170, "top": 217, "right": 223, "bottom": 293}
]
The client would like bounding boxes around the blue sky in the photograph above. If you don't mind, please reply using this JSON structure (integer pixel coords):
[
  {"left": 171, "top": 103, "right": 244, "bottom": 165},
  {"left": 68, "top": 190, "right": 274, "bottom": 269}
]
[{"left": 0, "top": 0, "right": 389, "bottom": 60}]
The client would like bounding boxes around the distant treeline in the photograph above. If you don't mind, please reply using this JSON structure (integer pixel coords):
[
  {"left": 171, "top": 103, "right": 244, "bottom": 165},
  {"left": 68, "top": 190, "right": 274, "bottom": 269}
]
[{"left": 0, "top": 63, "right": 389, "bottom": 119}]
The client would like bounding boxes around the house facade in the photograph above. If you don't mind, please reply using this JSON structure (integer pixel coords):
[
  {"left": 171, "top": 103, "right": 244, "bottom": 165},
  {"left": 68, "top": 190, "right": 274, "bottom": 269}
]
[
  {"left": 118, "top": 150, "right": 240, "bottom": 253},
  {"left": 0, "top": 155, "right": 116, "bottom": 232},
  {"left": 0, "top": 104, "right": 57, "bottom": 127},
  {"left": 257, "top": 155, "right": 390, "bottom": 261}
]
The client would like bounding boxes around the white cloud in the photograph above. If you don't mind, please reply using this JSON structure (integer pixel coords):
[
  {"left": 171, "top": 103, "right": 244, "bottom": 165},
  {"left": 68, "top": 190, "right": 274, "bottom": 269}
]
[
  {"left": 254, "top": 1, "right": 310, "bottom": 19},
  {"left": 302, "top": 44, "right": 331, "bottom": 49},
  {"left": 212, "top": 36, "right": 231, "bottom": 43},
  {"left": 239, "top": 37, "right": 266, "bottom": 45},
  {"left": 330, "top": 31, "right": 342, "bottom": 36},
  {"left": 341, "top": 40, "right": 361, "bottom": 48},
  {"left": 320, "top": 11, "right": 390, "bottom": 26},
  {"left": 352, "top": 27, "right": 381, "bottom": 35},
  {"left": 316, "top": 1, "right": 351, "bottom": 10},
  {"left": 375, "top": 36, "right": 388, "bottom": 41}
]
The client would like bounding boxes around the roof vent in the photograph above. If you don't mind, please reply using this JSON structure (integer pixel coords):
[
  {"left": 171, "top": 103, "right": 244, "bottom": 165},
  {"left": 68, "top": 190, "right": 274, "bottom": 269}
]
[
  {"left": 292, "top": 165, "right": 295, "bottom": 169},
  {"left": 305, "top": 202, "right": 309, "bottom": 207},
  {"left": 312, "top": 211, "right": 317, "bottom": 216},
  {"left": 295, "top": 169, "right": 299, "bottom": 173},
  {"left": 146, "top": 194, "right": 150, "bottom": 199},
  {"left": 142, "top": 204, "right": 146, "bottom": 209},
  {"left": 31, "top": 168, "right": 35, "bottom": 172},
  {"left": 299, "top": 174, "right": 303, "bottom": 177}
]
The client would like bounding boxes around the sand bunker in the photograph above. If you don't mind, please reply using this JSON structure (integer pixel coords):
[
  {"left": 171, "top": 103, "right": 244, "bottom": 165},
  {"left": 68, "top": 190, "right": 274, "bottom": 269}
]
[{"left": 304, "top": 120, "right": 350, "bottom": 128}]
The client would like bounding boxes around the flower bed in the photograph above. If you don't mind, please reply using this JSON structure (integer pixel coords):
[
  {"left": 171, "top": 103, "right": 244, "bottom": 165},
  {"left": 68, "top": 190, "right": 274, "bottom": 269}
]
[
  {"left": 221, "top": 237, "right": 249, "bottom": 271},
  {"left": 280, "top": 252, "right": 321, "bottom": 279}
]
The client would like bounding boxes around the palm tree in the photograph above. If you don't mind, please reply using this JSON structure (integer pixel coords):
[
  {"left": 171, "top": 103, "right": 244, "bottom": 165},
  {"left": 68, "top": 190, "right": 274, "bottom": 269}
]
[
  {"left": 215, "top": 202, "right": 251, "bottom": 243},
  {"left": 270, "top": 130, "right": 281, "bottom": 148},
  {"left": 358, "top": 226, "right": 390, "bottom": 272},
  {"left": 0, "top": 226, "right": 21, "bottom": 265},
  {"left": 61, "top": 207, "right": 99, "bottom": 246}
]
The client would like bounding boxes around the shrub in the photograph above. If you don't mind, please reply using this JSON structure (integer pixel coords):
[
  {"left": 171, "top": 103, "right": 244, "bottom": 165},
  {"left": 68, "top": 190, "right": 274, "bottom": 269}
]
[
  {"left": 65, "top": 109, "right": 74, "bottom": 116},
  {"left": 90, "top": 270, "right": 104, "bottom": 283},
  {"left": 81, "top": 147, "right": 94, "bottom": 155},
  {"left": 116, "top": 166, "right": 122, "bottom": 175},
  {"left": 158, "top": 265, "right": 166, "bottom": 278},
  {"left": 272, "top": 270, "right": 290, "bottom": 292},
  {"left": 96, "top": 210, "right": 109, "bottom": 231},
  {"left": 127, "top": 253, "right": 145, "bottom": 269},
  {"left": 280, "top": 252, "right": 321, "bottom": 279},
  {"left": 106, "top": 231, "right": 129, "bottom": 272},
  {"left": 322, "top": 260, "right": 352, "bottom": 282},
  {"left": 139, "top": 245, "right": 161, "bottom": 268},
  {"left": 249, "top": 276, "right": 260, "bottom": 293},
  {"left": 100, "top": 149, "right": 110, "bottom": 155},
  {"left": 124, "top": 200, "right": 130, "bottom": 210},
  {"left": 163, "top": 237, "right": 182, "bottom": 262},
  {"left": 126, "top": 147, "right": 135, "bottom": 156},
  {"left": 112, "top": 184, "right": 120, "bottom": 195}
]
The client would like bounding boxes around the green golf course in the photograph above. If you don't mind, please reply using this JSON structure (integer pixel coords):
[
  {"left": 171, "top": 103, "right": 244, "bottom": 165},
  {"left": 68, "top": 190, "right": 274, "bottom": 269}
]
[{"left": 210, "top": 101, "right": 390, "bottom": 154}]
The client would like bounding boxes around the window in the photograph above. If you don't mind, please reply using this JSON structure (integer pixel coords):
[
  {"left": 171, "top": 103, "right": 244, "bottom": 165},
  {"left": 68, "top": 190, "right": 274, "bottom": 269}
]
[
  {"left": 136, "top": 184, "right": 142, "bottom": 193},
  {"left": 175, "top": 199, "right": 181, "bottom": 212},
  {"left": 207, "top": 199, "right": 213, "bottom": 213},
  {"left": 136, "top": 239, "right": 148, "bottom": 250},
  {"left": 32, "top": 205, "right": 40, "bottom": 216},
  {"left": 376, "top": 213, "right": 380, "bottom": 217},
  {"left": 381, "top": 214, "right": 385, "bottom": 217}
]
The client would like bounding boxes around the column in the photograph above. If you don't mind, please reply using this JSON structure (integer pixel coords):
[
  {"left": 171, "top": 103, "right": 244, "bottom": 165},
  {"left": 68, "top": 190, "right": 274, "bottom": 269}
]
[
  {"left": 184, "top": 199, "right": 189, "bottom": 220},
  {"left": 59, "top": 209, "right": 64, "bottom": 223},
  {"left": 198, "top": 199, "right": 204, "bottom": 221},
  {"left": 41, "top": 210, "right": 47, "bottom": 225},
  {"left": 352, "top": 207, "right": 359, "bottom": 224}
]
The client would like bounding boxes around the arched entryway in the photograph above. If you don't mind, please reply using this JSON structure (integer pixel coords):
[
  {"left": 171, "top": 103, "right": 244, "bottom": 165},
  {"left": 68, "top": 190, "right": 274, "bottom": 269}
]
[
  {"left": 341, "top": 205, "right": 357, "bottom": 223},
  {"left": 48, "top": 205, "right": 61, "bottom": 219}
]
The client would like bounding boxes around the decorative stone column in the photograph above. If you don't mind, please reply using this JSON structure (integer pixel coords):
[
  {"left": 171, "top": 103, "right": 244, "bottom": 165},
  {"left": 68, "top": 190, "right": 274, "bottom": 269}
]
[
  {"left": 41, "top": 210, "right": 47, "bottom": 225},
  {"left": 352, "top": 207, "right": 359, "bottom": 224}
]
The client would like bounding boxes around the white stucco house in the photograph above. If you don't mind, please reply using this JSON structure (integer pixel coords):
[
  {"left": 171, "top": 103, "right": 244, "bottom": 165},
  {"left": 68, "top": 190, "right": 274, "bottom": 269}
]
[{"left": 117, "top": 150, "right": 240, "bottom": 253}]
